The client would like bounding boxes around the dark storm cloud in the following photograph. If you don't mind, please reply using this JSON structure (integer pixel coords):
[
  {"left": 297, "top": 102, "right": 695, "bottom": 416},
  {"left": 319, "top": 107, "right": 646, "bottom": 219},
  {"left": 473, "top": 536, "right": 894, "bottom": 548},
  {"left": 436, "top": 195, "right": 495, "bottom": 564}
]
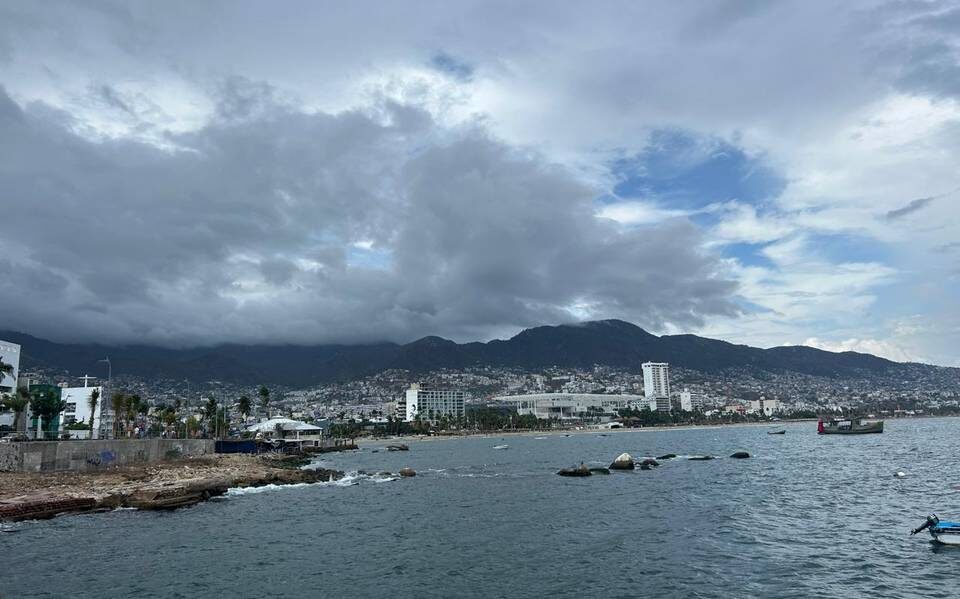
[
  {"left": 885, "top": 197, "right": 934, "bottom": 220},
  {"left": 0, "top": 83, "right": 737, "bottom": 345}
]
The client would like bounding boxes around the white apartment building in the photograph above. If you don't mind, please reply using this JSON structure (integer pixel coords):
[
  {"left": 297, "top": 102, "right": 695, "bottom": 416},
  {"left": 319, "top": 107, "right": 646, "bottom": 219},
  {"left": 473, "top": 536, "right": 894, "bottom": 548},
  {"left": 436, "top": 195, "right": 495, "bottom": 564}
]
[
  {"left": 403, "top": 383, "right": 465, "bottom": 422},
  {"left": 59, "top": 380, "right": 105, "bottom": 438},
  {"left": 642, "top": 362, "right": 671, "bottom": 412},
  {"left": 504, "top": 393, "right": 645, "bottom": 421},
  {"left": 0, "top": 340, "right": 21, "bottom": 395},
  {"left": 749, "top": 397, "right": 781, "bottom": 417},
  {"left": 679, "top": 388, "right": 704, "bottom": 412}
]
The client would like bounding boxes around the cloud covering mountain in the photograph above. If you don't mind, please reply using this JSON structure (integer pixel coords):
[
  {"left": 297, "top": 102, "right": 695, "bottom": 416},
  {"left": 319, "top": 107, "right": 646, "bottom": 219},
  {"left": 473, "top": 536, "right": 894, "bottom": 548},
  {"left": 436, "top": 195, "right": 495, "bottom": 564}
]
[{"left": 0, "top": 1, "right": 958, "bottom": 364}]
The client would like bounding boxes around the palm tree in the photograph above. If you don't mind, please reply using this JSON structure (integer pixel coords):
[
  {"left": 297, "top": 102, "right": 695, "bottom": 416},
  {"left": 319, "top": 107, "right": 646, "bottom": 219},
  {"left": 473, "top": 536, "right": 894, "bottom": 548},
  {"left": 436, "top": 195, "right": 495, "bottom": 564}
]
[
  {"left": 2, "top": 390, "right": 29, "bottom": 434},
  {"left": 203, "top": 398, "right": 218, "bottom": 438},
  {"left": 238, "top": 395, "right": 251, "bottom": 420},
  {"left": 257, "top": 386, "right": 270, "bottom": 418},
  {"left": 110, "top": 392, "right": 126, "bottom": 439},
  {"left": 124, "top": 394, "right": 144, "bottom": 437},
  {"left": 29, "top": 388, "right": 66, "bottom": 440},
  {"left": 87, "top": 388, "right": 100, "bottom": 438}
]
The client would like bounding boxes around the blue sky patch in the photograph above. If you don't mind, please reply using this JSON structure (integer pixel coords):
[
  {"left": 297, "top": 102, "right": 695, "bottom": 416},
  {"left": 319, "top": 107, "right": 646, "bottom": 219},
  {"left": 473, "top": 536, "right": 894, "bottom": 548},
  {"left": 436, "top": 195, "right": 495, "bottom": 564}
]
[
  {"left": 430, "top": 52, "right": 474, "bottom": 81},
  {"left": 610, "top": 129, "right": 786, "bottom": 210}
]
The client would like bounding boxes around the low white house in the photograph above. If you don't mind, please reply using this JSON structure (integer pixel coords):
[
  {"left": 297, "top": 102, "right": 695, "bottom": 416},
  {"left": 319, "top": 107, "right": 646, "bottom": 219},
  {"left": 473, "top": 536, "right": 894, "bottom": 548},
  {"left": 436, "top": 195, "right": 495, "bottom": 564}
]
[{"left": 245, "top": 417, "right": 324, "bottom": 447}]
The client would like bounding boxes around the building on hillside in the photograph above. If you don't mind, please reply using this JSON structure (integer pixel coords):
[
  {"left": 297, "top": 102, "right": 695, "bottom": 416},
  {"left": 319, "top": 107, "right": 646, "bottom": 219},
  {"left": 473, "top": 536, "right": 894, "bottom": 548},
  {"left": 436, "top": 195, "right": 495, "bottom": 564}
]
[
  {"left": 0, "top": 340, "right": 20, "bottom": 395},
  {"left": 679, "top": 388, "right": 704, "bottom": 412},
  {"left": 642, "top": 362, "right": 671, "bottom": 412},
  {"left": 749, "top": 397, "right": 781, "bottom": 417},
  {"left": 504, "top": 393, "right": 645, "bottom": 421},
  {"left": 403, "top": 383, "right": 465, "bottom": 422}
]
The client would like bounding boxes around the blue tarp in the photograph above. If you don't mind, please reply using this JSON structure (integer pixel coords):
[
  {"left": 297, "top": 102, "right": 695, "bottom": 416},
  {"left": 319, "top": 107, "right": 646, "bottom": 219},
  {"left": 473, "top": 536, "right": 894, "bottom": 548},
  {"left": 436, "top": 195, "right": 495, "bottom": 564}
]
[{"left": 215, "top": 439, "right": 260, "bottom": 454}]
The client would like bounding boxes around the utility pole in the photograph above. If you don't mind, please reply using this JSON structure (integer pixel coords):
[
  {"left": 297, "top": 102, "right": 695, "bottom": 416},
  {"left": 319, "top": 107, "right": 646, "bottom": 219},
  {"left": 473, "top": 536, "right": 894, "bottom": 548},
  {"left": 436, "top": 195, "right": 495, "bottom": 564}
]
[{"left": 98, "top": 357, "right": 111, "bottom": 438}]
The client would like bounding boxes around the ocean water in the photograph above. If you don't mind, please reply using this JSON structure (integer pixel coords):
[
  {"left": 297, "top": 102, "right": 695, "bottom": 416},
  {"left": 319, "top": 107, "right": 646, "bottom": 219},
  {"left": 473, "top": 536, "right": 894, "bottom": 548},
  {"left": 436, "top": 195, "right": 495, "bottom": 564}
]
[{"left": 3, "top": 419, "right": 959, "bottom": 598}]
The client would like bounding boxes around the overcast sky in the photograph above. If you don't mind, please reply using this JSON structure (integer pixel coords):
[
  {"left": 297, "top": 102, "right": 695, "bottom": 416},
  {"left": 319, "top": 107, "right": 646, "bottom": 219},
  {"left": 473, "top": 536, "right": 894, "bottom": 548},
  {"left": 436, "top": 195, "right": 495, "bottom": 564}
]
[{"left": 0, "top": 1, "right": 958, "bottom": 365}]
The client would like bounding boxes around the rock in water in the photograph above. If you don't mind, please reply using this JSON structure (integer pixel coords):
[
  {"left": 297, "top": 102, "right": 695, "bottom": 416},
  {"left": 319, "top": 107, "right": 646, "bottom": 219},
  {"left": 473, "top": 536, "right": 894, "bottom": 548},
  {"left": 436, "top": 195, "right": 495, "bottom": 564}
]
[
  {"left": 688, "top": 456, "right": 716, "bottom": 461},
  {"left": 894, "top": 471, "right": 907, "bottom": 478},
  {"left": 387, "top": 444, "right": 410, "bottom": 452},
  {"left": 558, "top": 463, "right": 592, "bottom": 477},
  {"left": 640, "top": 463, "right": 651, "bottom": 470},
  {"left": 657, "top": 454, "right": 677, "bottom": 460},
  {"left": 399, "top": 467, "right": 416, "bottom": 477},
  {"left": 730, "top": 452, "right": 751, "bottom": 459},
  {"left": 609, "top": 452, "right": 635, "bottom": 470},
  {"left": 641, "top": 459, "right": 660, "bottom": 467}
]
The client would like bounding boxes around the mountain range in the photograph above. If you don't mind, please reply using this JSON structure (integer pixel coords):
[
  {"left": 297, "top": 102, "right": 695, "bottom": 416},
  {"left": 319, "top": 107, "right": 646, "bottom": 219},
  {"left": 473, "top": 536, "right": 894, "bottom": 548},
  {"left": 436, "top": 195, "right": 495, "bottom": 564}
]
[{"left": 0, "top": 319, "right": 949, "bottom": 387}]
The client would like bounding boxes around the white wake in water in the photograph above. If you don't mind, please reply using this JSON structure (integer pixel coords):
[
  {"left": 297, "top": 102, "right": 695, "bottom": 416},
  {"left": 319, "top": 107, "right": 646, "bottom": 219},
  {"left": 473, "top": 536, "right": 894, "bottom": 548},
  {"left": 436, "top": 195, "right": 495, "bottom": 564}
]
[{"left": 226, "top": 471, "right": 397, "bottom": 496}]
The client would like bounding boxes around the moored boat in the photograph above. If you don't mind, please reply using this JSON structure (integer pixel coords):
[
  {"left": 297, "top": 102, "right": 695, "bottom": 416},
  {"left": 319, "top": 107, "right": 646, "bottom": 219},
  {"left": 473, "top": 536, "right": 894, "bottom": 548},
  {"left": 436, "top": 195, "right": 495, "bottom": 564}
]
[
  {"left": 912, "top": 515, "right": 960, "bottom": 545},
  {"left": 817, "top": 417, "right": 883, "bottom": 434}
]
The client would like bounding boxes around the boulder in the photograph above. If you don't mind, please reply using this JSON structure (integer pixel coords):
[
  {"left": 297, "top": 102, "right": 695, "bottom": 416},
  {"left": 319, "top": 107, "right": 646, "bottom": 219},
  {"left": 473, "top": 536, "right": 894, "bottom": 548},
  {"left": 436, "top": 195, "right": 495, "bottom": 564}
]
[
  {"left": 378, "top": 471, "right": 393, "bottom": 476},
  {"left": 641, "top": 459, "right": 660, "bottom": 467},
  {"left": 399, "top": 467, "right": 416, "bottom": 477},
  {"left": 588, "top": 467, "right": 610, "bottom": 475},
  {"left": 656, "top": 454, "right": 677, "bottom": 460},
  {"left": 609, "top": 452, "right": 635, "bottom": 470},
  {"left": 558, "top": 463, "right": 592, "bottom": 477},
  {"left": 688, "top": 455, "right": 716, "bottom": 461},
  {"left": 729, "top": 452, "right": 751, "bottom": 459},
  {"left": 640, "top": 463, "right": 652, "bottom": 470}
]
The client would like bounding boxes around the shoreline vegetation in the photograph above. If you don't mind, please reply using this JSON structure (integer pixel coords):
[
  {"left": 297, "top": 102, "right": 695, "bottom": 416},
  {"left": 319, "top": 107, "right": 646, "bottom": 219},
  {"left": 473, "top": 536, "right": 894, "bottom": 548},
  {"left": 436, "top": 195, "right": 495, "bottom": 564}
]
[{"left": 0, "top": 454, "right": 343, "bottom": 522}]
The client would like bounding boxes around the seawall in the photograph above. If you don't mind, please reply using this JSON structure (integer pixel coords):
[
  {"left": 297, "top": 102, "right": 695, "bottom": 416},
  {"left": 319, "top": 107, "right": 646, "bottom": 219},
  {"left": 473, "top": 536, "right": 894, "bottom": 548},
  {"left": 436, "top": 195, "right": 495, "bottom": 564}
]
[{"left": 0, "top": 439, "right": 215, "bottom": 473}]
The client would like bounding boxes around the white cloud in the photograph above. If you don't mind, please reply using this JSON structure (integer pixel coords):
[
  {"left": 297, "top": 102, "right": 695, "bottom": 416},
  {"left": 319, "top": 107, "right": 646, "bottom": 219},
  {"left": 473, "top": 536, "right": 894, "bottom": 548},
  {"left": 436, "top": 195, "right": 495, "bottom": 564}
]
[
  {"left": 595, "top": 201, "right": 690, "bottom": 225},
  {"left": 802, "top": 337, "right": 922, "bottom": 364}
]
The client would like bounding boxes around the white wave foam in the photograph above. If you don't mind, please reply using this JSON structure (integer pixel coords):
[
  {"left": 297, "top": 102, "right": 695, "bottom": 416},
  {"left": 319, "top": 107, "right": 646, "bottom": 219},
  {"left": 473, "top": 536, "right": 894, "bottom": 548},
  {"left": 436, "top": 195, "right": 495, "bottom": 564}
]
[{"left": 227, "top": 483, "right": 312, "bottom": 496}]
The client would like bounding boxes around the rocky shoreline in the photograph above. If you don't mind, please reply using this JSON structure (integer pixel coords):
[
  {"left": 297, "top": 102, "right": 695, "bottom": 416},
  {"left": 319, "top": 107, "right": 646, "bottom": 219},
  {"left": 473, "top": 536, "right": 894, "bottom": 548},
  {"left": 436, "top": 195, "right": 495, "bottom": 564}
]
[{"left": 0, "top": 454, "right": 343, "bottom": 522}]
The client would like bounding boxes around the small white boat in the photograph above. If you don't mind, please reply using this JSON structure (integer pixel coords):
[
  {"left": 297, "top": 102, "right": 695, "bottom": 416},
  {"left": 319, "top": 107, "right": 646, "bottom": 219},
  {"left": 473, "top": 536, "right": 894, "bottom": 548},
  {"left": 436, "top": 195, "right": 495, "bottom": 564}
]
[
  {"left": 912, "top": 515, "right": 960, "bottom": 545},
  {"left": 492, "top": 444, "right": 509, "bottom": 450}
]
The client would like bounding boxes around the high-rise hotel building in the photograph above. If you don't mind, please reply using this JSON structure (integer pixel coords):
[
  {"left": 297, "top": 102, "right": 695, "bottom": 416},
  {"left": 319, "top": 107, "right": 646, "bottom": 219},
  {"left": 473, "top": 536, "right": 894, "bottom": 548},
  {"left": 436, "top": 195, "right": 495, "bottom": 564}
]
[
  {"left": 399, "top": 383, "right": 466, "bottom": 422},
  {"left": 642, "top": 362, "right": 671, "bottom": 412}
]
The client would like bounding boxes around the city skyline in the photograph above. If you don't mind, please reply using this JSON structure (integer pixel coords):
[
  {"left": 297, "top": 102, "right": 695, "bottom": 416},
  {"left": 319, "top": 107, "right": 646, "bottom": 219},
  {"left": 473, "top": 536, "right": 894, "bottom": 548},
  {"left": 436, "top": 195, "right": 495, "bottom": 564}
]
[{"left": 0, "top": 2, "right": 958, "bottom": 366}]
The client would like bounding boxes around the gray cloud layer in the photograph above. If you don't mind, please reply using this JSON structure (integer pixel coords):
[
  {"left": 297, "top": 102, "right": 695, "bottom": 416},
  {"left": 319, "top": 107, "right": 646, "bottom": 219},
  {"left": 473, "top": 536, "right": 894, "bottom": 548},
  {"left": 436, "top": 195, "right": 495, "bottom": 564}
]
[
  {"left": 0, "top": 84, "right": 738, "bottom": 345},
  {"left": 886, "top": 197, "right": 935, "bottom": 220}
]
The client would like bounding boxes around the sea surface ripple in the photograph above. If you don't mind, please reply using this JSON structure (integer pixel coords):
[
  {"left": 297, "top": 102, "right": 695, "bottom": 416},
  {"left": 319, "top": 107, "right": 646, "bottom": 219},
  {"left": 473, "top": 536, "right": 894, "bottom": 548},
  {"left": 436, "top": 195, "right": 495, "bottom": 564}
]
[{"left": 3, "top": 418, "right": 959, "bottom": 598}]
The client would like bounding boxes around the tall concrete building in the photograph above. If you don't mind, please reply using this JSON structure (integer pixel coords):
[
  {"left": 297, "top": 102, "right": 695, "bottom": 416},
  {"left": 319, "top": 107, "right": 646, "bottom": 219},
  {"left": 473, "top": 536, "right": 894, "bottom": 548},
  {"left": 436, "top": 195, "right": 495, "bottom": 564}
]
[
  {"left": 403, "top": 383, "right": 465, "bottom": 422},
  {"left": 642, "top": 362, "right": 671, "bottom": 412},
  {"left": 0, "top": 339, "right": 21, "bottom": 395},
  {"left": 679, "top": 388, "right": 703, "bottom": 412}
]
